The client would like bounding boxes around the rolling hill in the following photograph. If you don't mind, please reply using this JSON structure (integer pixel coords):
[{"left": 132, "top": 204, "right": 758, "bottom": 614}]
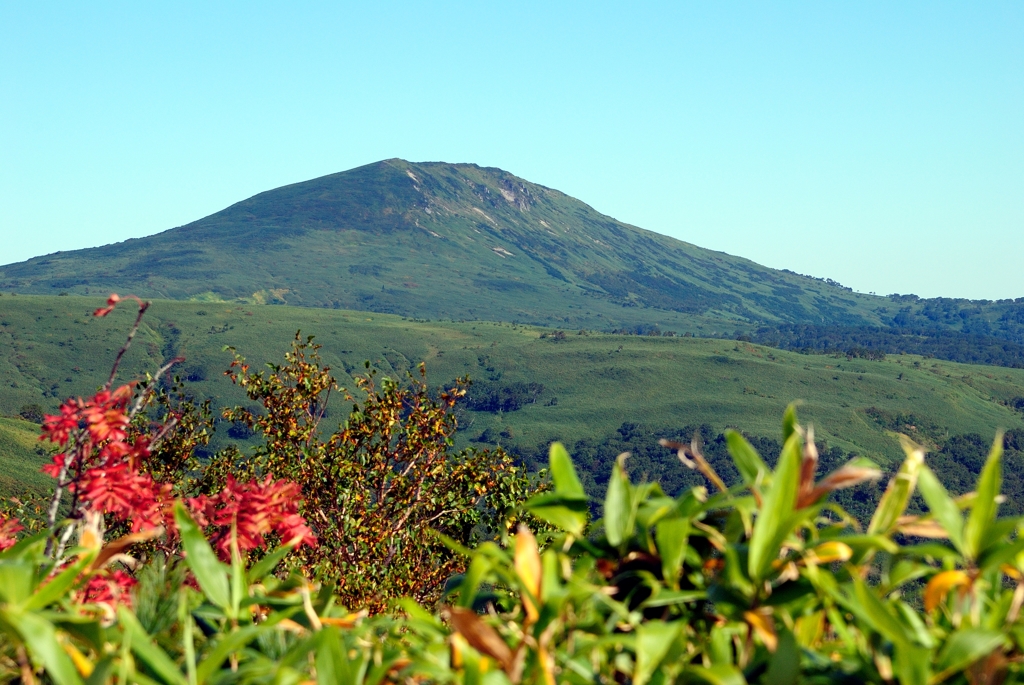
[
  {"left": 3, "top": 159, "right": 1022, "bottom": 347},
  {"left": 3, "top": 295, "right": 1023, "bottom": 482}
]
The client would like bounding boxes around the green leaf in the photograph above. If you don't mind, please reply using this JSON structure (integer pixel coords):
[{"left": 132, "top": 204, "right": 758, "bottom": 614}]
[
  {"left": 173, "top": 502, "right": 230, "bottom": 611},
  {"left": 725, "top": 430, "right": 770, "bottom": 487},
  {"left": 84, "top": 656, "right": 116, "bottom": 685},
  {"left": 850, "top": 577, "right": 912, "bottom": 646},
  {"left": 764, "top": 629, "right": 799, "bottom": 685},
  {"left": 0, "top": 607, "right": 83, "bottom": 685},
  {"left": 195, "top": 624, "right": 265, "bottom": 684},
  {"left": 748, "top": 433, "right": 801, "bottom": 582},
  {"left": 978, "top": 535, "right": 1024, "bottom": 575},
  {"left": 892, "top": 644, "right": 930, "bottom": 685},
  {"left": 707, "top": 625, "right": 734, "bottom": 666},
  {"left": 178, "top": 590, "right": 197, "bottom": 685},
  {"left": 229, "top": 528, "right": 246, "bottom": 619},
  {"left": 640, "top": 589, "right": 706, "bottom": 608},
  {"left": 604, "top": 454, "right": 632, "bottom": 547},
  {"left": 867, "top": 440, "right": 924, "bottom": 536},
  {"left": 934, "top": 628, "right": 1008, "bottom": 683},
  {"left": 782, "top": 403, "right": 800, "bottom": 444},
  {"left": 898, "top": 542, "right": 960, "bottom": 561},
  {"left": 523, "top": 492, "right": 588, "bottom": 537},
  {"left": 963, "top": 433, "right": 1003, "bottom": 559},
  {"left": 634, "top": 622, "right": 681, "bottom": 685},
  {"left": 117, "top": 607, "right": 187, "bottom": 685},
  {"left": 917, "top": 467, "right": 966, "bottom": 556},
  {"left": 549, "top": 442, "right": 585, "bottom": 498},
  {"left": 22, "top": 555, "right": 91, "bottom": 611},
  {"left": 684, "top": 664, "right": 747, "bottom": 685},
  {"left": 676, "top": 487, "right": 709, "bottom": 517},
  {"left": 315, "top": 627, "right": 359, "bottom": 685},
  {"left": 974, "top": 517, "right": 1020, "bottom": 560},
  {"left": 638, "top": 496, "right": 681, "bottom": 528},
  {"left": 248, "top": 540, "right": 298, "bottom": 583},
  {"left": 457, "top": 555, "right": 491, "bottom": 609},
  {"left": 893, "top": 600, "right": 937, "bottom": 648},
  {"left": 0, "top": 560, "right": 36, "bottom": 605},
  {"left": 655, "top": 518, "right": 690, "bottom": 589}
]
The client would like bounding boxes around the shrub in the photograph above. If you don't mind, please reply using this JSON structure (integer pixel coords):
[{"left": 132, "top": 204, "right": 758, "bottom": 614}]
[
  {"left": 220, "top": 335, "right": 539, "bottom": 611},
  {"left": 439, "top": 415, "right": 1024, "bottom": 684},
  {"left": 226, "top": 420, "right": 255, "bottom": 439},
  {"left": 17, "top": 403, "right": 45, "bottom": 424},
  {"left": 464, "top": 380, "right": 545, "bottom": 413}
]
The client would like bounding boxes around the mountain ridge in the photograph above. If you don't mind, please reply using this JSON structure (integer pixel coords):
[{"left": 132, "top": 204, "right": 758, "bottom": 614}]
[{"left": 2, "top": 159, "right": 1022, "bottom": 343}]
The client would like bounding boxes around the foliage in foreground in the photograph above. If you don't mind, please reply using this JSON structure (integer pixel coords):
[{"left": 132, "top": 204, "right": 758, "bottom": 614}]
[
  {"left": 4, "top": 403, "right": 1024, "bottom": 683},
  {"left": 4, "top": 294, "right": 1024, "bottom": 683},
  {"left": 218, "top": 336, "right": 536, "bottom": 610}
]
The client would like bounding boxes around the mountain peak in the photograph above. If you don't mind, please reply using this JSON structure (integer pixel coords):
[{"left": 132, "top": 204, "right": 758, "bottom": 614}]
[{"left": 0, "top": 159, "right": 898, "bottom": 331}]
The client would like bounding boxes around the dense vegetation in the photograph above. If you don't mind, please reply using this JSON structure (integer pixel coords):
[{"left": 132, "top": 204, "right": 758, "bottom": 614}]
[
  {"left": 7, "top": 295, "right": 1024, "bottom": 683},
  {"left": 4, "top": 361, "right": 1024, "bottom": 682},
  {"left": 746, "top": 323, "right": 1024, "bottom": 368},
  {"left": 516, "top": 420, "right": 1024, "bottom": 525},
  {"left": 2, "top": 159, "right": 1022, "bottom": 681},
  {"left": 3, "top": 296, "right": 1023, "bottom": 480},
  {"left": 1, "top": 295, "right": 538, "bottom": 608}
]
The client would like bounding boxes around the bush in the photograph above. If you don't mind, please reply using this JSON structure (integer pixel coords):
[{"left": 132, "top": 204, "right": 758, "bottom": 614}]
[
  {"left": 220, "top": 336, "right": 539, "bottom": 611},
  {"left": 225, "top": 419, "right": 255, "bottom": 439},
  {"left": 464, "top": 380, "right": 545, "bottom": 413},
  {"left": 17, "top": 403, "right": 45, "bottom": 424}
]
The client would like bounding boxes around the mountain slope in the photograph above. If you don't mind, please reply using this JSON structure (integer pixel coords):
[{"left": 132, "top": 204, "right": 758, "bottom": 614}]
[{"left": 3, "top": 159, "right": 1022, "bottom": 341}]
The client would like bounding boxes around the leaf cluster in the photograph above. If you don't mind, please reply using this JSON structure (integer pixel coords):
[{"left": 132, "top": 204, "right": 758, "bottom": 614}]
[{"left": 219, "top": 334, "right": 539, "bottom": 611}]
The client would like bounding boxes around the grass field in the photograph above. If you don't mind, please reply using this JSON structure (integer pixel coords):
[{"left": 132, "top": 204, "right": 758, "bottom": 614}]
[
  {"left": 2, "top": 294, "right": 1024, "bottom": 496},
  {"left": 0, "top": 416, "right": 50, "bottom": 496}
]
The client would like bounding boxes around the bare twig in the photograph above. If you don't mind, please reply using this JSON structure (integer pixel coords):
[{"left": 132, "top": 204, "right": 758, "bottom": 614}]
[
  {"left": 147, "top": 415, "right": 181, "bottom": 453},
  {"left": 128, "top": 356, "right": 185, "bottom": 420},
  {"left": 103, "top": 297, "right": 150, "bottom": 391},
  {"left": 16, "top": 645, "right": 35, "bottom": 685},
  {"left": 43, "top": 429, "right": 85, "bottom": 557}
]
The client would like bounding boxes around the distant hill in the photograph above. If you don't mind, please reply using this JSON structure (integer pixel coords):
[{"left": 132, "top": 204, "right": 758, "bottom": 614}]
[
  {"left": 3, "top": 295, "right": 1024, "bottom": 474},
  {"left": 2, "top": 159, "right": 1022, "bottom": 352}
]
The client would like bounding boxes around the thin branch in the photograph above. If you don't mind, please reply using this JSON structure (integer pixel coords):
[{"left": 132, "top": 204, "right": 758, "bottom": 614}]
[
  {"left": 128, "top": 356, "right": 185, "bottom": 420},
  {"left": 147, "top": 415, "right": 180, "bottom": 453},
  {"left": 43, "top": 430, "right": 86, "bottom": 557},
  {"left": 104, "top": 298, "right": 151, "bottom": 391},
  {"left": 53, "top": 519, "right": 78, "bottom": 561}
]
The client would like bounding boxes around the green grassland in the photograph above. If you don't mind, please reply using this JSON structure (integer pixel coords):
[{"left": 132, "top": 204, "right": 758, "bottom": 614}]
[
  {"left": 2, "top": 294, "right": 1024, "bottom": 499},
  {"left": 0, "top": 416, "right": 50, "bottom": 495}
]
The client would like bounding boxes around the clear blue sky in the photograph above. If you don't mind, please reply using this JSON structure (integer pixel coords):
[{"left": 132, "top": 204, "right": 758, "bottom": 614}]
[{"left": 2, "top": 2, "right": 1021, "bottom": 299}]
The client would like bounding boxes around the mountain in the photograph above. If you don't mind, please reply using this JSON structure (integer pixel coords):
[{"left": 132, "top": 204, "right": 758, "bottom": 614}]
[{"left": 3, "top": 159, "right": 1022, "bottom": 343}]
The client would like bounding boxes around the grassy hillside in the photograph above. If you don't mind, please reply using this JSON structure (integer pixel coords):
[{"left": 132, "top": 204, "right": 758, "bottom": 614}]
[
  {"left": 2, "top": 295, "right": 1023, "bottom": 492},
  {"left": 0, "top": 416, "right": 50, "bottom": 496},
  {"left": 4, "top": 160, "right": 1021, "bottom": 346}
]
